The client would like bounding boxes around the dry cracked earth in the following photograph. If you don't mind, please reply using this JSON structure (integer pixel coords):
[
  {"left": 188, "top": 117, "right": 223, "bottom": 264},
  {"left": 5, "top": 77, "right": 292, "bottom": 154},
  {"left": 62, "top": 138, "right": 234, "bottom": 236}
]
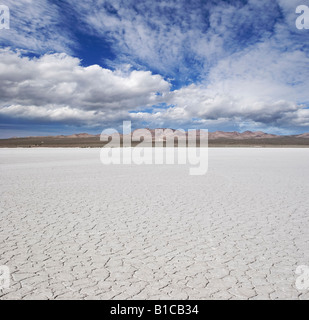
[{"left": 0, "top": 148, "right": 309, "bottom": 300}]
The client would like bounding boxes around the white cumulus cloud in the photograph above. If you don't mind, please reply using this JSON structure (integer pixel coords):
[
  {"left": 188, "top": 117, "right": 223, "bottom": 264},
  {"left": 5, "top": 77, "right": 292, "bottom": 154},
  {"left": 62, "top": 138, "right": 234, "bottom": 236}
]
[{"left": 0, "top": 49, "right": 170, "bottom": 125}]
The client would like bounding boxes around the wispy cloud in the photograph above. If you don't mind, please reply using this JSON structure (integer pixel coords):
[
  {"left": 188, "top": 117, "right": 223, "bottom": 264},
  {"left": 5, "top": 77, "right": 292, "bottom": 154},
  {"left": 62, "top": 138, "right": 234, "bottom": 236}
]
[
  {"left": 60, "top": 0, "right": 288, "bottom": 81},
  {"left": 0, "top": 0, "right": 74, "bottom": 53}
]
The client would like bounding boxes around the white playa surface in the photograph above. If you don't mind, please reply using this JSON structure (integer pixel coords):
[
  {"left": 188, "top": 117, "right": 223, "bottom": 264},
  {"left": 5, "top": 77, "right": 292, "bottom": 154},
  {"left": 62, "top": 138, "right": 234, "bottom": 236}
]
[{"left": 0, "top": 148, "right": 309, "bottom": 300}]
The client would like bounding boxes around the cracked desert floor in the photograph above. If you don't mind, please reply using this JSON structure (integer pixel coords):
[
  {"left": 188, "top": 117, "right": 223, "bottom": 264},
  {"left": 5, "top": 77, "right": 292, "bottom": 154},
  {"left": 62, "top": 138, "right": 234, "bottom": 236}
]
[{"left": 0, "top": 148, "right": 309, "bottom": 300}]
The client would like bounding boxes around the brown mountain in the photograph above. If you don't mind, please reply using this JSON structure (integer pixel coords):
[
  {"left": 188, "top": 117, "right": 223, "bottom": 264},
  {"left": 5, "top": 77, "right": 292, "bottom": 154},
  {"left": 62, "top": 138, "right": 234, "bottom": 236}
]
[
  {"left": 295, "top": 133, "right": 309, "bottom": 139},
  {"left": 208, "top": 130, "right": 279, "bottom": 140},
  {"left": 2, "top": 130, "right": 309, "bottom": 148},
  {"left": 65, "top": 133, "right": 97, "bottom": 139},
  {"left": 130, "top": 129, "right": 285, "bottom": 140},
  {"left": 11, "top": 130, "right": 309, "bottom": 140}
]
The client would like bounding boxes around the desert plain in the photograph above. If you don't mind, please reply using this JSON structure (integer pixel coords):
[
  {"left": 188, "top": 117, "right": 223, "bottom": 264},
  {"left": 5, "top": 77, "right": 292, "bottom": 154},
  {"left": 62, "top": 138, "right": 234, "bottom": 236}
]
[{"left": 0, "top": 147, "right": 309, "bottom": 300}]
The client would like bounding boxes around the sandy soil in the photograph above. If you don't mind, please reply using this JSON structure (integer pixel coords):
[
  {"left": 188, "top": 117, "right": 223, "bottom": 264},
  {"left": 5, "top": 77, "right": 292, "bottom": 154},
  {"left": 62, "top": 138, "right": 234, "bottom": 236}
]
[{"left": 0, "top": 148, "right": 309, "bottom": 300}]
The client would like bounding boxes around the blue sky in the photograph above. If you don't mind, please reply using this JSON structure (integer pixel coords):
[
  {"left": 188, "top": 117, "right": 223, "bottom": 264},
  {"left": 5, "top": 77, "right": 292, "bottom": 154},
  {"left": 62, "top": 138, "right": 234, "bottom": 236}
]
[{"left": 0, "top": 0, "right": 309, "bottom": 137}]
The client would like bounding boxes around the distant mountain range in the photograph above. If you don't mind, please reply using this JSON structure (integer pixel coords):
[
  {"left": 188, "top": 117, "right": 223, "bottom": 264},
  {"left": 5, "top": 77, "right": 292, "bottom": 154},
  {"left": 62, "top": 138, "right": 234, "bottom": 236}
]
[
  {"left": 25, "top": 130, "right": 309, "bottom": 140},
  {"left": 208, "top": 131, "right": 309, "bottom": 139},
  {"left": 3, "top": 130, "right": 309, "bottom": 148}
]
